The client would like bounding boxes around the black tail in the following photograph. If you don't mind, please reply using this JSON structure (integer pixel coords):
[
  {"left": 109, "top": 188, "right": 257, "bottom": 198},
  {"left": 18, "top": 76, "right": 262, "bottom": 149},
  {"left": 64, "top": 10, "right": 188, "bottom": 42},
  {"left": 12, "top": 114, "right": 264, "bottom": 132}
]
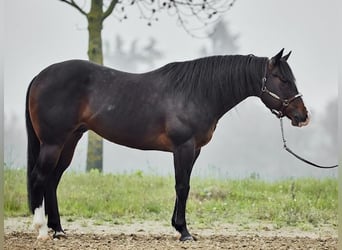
[{"left": 26, "top": 77, "right": 40, "bottom": 213}]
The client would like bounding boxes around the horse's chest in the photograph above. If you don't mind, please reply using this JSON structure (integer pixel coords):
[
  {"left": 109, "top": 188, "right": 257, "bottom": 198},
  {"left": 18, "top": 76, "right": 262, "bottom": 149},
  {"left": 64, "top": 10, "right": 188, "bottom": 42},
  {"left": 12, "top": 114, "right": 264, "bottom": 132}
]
[{"left": 196, "top": 122, "right": 217, "bottom": 148}]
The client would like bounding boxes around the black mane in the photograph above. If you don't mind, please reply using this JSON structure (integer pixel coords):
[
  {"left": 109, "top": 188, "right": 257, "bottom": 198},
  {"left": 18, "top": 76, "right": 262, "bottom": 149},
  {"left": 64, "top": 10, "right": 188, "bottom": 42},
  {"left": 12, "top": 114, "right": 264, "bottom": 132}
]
[{"left": 158, "top": 55, "right": 269, "bottom": 108}]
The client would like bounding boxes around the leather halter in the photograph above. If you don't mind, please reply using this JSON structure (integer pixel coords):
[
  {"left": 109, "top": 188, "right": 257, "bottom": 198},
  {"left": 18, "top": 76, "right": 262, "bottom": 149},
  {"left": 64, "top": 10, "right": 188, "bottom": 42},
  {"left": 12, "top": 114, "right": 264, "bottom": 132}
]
[
  {"left": 260, "top": 65, "right": 338, "bottom": 169},
  {"left": 261, "top": 76, "right": 302, "bottom": 118}
]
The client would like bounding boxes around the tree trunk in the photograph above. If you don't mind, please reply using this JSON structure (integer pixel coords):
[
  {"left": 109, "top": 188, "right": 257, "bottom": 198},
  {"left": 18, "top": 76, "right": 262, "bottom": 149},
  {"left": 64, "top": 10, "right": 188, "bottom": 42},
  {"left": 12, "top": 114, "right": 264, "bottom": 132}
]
[{"left": 86, "top": 0, "right": 104, "bottom": 172}]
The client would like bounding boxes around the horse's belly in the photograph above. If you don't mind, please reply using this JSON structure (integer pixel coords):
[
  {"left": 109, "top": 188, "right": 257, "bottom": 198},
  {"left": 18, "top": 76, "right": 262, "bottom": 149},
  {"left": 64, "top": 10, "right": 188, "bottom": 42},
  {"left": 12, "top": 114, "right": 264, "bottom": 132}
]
[
  {"left": 101, "top": 132, "right": 173, "bottom": 152},
  {"left": 88, "top": 118, "right": 173, "bottom": 152}
]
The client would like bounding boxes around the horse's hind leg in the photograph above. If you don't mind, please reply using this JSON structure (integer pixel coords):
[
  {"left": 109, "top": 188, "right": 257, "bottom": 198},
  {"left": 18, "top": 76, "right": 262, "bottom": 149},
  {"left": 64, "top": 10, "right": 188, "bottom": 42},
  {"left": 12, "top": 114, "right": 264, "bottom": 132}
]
[
  {"left": 30, "top": 144, "right": 62, "bottom": 240},
  {"left": 44, "top": 130, "right": 84, "bottom": 239}
]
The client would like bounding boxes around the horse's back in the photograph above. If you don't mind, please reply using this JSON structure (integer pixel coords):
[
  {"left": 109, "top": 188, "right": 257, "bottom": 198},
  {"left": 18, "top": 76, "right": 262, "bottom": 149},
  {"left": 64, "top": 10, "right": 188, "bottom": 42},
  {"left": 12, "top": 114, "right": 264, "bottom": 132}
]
[
  {"left": 32, "top": 60, "right": 105, "bottom": 87},
  {"left": 27, "top": 60, "right": 170, "bottom": 148}
]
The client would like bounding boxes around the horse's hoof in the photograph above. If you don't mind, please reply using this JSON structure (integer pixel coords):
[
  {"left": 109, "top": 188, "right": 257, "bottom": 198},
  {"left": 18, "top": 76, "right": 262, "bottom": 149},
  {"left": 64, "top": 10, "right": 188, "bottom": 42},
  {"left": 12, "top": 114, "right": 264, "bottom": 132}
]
[
  {"left": 53, "top": 231, "right": 67, "bottom": 240},
  {"left": 179, "top": 235, "right": 196, "bottom": 241}
]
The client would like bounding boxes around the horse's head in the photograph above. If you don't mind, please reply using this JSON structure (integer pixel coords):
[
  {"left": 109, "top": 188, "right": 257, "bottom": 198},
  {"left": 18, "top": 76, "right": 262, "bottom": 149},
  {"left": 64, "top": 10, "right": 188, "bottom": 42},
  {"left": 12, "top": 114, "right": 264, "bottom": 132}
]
[{"left": 260, "top": 49, "right": 309, "bottom": 127}]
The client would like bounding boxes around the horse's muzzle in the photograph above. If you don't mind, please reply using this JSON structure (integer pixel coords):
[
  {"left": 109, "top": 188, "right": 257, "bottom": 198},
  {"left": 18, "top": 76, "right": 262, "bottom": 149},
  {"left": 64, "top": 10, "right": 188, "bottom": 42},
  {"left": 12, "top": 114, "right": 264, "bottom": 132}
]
[{"left": 291, "top": 112, "right": 310, "bottom": 127}]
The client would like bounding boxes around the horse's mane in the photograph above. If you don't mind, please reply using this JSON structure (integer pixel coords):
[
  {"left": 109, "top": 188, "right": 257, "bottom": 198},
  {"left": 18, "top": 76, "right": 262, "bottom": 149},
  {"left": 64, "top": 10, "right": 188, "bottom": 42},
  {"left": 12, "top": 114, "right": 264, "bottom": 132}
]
[{"left": 157, "top": 55, "right": 269, "bottom": 105}]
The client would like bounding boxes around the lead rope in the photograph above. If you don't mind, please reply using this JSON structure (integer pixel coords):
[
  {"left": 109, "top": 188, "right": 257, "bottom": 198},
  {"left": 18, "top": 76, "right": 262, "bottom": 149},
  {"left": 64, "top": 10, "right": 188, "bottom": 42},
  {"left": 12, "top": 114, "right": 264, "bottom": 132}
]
[{"left": 279, "top": 118, "right": 338, "bottom": 169}]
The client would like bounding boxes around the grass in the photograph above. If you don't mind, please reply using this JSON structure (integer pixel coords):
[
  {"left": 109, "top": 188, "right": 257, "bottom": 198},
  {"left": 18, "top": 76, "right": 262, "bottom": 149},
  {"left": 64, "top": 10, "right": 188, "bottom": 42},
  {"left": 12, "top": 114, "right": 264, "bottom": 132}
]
[{"left": 4, "top": 169, "right": 337, "bottom": 229}]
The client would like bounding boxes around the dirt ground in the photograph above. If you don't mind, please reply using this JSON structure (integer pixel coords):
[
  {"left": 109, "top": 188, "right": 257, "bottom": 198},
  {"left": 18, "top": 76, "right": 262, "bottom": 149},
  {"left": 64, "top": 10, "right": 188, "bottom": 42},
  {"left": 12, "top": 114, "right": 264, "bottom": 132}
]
[{"left": 4, "top": 217, "right": 338, "bottom": 249}]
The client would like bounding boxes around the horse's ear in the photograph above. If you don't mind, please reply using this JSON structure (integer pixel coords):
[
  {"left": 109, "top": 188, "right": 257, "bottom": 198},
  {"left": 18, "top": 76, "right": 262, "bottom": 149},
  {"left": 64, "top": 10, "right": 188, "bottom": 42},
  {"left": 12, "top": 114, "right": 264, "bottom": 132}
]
[
  {"left": 271, "top": 48, "right": 284, "bottom": 66},
  {"left": 282, "top": 51, "right": 292, "bottom": 61}
]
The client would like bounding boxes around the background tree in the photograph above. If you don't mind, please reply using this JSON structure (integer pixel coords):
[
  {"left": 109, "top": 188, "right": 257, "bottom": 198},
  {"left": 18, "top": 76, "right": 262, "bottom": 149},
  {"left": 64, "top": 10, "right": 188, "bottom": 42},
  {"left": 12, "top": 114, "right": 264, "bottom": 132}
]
[
  {"left": 59, "top": 0, "right": 237, "bottom": 172},
  {"left": 200, "top": 19, "right": 239, "bottom": 56},
  {"left": 104, "top": 35, "right": 163, "bottom": 71}
]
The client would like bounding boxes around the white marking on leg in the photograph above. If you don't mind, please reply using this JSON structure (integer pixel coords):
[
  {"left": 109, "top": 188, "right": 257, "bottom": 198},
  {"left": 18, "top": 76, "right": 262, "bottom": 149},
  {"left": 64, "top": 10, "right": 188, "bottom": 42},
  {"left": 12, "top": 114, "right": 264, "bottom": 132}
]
[{"left": 33, "top": 199, "right": 50, "bottom": 240}]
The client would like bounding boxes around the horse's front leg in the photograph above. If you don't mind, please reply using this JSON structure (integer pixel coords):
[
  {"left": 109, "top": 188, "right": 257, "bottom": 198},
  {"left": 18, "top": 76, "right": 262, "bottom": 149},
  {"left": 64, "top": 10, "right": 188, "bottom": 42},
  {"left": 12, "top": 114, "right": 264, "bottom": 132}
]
[{"left": 171, "top": 139, "right": 200, "bottom": 241}]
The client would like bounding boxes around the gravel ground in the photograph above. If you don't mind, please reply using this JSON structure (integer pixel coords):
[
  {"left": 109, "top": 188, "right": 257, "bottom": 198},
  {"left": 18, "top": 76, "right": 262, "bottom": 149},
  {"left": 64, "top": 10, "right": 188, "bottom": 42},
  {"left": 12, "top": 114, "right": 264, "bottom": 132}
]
[{"left": 4, "top": 217, "right": 337, "bottom": 249}]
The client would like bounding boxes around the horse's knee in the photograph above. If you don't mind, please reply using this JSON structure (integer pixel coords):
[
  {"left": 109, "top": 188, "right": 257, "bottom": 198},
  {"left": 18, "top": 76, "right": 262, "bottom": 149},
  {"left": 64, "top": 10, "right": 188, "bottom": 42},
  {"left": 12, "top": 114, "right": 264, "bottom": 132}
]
[{"left": 175, "top": 185, "right": 190, "bottom": 199}]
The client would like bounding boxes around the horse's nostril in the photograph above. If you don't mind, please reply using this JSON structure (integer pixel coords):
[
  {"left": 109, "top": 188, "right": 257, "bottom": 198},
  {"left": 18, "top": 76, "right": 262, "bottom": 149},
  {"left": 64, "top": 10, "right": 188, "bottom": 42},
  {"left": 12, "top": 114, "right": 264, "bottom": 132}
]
[
  {"left": 293, "top": 114, "right": 300, "bottom": 123},
  {"left": 294, "top": 112, "right": 308, "bottom": 122},
  {"left": 292, "top": 112, "right": 308, "bottom": 126}
]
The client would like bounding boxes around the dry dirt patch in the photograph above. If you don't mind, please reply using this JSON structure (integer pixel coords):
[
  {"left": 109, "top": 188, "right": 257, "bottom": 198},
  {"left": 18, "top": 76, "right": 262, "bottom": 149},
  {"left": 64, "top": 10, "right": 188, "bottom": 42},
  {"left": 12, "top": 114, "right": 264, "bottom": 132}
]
[{"left": 4, "top": 217, "right": 337, "bottom": 249}]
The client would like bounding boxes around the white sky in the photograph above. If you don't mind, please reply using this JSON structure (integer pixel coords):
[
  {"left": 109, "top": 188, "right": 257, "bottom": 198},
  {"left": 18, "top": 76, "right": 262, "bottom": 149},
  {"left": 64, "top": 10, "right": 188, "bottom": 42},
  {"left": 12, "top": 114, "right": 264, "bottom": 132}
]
[
  {"left": 3, "top": 0, "right": 339, "bottom": 179},
  {"left": 4, "top": 0, "right": 338, "bottom": 116}
]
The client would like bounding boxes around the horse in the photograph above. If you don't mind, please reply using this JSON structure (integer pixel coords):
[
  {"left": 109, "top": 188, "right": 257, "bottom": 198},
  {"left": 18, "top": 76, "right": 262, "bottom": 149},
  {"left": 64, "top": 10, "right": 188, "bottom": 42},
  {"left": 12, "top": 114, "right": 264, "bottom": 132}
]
[{"left": 26, "top": 49, "right": 309, "bottom": 241}]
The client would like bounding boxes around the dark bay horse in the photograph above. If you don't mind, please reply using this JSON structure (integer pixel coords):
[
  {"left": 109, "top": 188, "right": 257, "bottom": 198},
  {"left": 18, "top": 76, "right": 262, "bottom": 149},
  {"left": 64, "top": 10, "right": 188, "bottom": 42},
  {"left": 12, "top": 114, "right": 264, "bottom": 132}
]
[{"left": 26, "top": 49, "right": 309, "bottom": 241}]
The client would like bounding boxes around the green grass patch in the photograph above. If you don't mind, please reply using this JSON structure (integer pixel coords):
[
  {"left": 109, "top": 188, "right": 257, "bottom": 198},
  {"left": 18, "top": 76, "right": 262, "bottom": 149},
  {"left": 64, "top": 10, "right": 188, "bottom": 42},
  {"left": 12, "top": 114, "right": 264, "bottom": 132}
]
[{"left": 4, "top": 169, "right": 337, "bottom": 229}]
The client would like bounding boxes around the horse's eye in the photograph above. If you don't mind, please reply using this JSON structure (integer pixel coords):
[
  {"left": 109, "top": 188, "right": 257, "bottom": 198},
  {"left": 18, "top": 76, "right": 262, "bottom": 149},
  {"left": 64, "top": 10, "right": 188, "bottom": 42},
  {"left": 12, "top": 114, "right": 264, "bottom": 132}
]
[
  {"left": 272, "top": 73, "right": 288, "bottom": 84},
  {"left": 280, "top": 78, "right": 288, "bottom": 84}
]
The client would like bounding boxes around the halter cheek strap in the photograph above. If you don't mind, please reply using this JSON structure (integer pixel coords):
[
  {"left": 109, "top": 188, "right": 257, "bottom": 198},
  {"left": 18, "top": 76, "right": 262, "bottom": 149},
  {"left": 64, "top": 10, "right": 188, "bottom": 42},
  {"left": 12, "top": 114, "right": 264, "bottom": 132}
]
[
  {"left": 261, "top": 70, "right": 338, "bottom": 169},
  {"left": 261, "top": 77, "right": 302, "bottom": 118}
]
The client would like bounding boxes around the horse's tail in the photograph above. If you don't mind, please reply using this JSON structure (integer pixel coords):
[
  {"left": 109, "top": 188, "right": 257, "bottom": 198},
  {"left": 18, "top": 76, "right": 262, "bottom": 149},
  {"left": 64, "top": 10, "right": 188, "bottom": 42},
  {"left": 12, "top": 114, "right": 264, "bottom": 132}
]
[{"left": 26, "top": 77, "right": 40, "bottom": 213}]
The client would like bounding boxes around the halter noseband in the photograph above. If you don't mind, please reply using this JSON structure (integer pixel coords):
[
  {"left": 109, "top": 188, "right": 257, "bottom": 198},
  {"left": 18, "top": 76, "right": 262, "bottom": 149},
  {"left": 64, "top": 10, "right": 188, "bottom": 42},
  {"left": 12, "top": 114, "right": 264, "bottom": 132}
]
[{"left": 261, "top": 76, "right": 302, "bottom": 118}]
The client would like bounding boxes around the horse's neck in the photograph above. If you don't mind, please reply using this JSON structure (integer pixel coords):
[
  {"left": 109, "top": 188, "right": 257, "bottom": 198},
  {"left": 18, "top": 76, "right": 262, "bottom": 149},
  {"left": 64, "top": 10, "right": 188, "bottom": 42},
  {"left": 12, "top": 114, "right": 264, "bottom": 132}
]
[{"left": 217, "top": 65, "right": 264, "bottom": 118}]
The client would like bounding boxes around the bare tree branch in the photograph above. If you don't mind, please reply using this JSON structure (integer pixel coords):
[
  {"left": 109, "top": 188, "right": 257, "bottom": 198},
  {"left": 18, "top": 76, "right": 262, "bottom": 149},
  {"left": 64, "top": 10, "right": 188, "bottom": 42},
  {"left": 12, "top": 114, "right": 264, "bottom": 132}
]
[
  {"left": 59, "top": 0, "right": 88, "bottom": 16},
  {"left": 159, "top": 0, "right": 237, "bottom": 37},
  {"left": 102, "top": 0, "right": 118, "bottom": 21}
]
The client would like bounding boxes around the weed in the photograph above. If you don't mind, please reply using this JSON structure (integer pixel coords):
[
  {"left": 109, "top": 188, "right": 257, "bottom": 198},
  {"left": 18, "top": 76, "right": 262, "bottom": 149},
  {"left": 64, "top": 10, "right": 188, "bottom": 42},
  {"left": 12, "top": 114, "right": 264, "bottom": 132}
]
[{"left": 4, "top": 169, "right": 337, "bottom": 229}]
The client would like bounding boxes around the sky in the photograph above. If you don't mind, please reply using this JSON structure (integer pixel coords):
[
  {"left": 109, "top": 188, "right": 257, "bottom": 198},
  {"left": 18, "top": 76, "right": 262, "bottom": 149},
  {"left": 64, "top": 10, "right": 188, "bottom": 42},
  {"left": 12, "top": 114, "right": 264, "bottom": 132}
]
[{"left": 4, "top": 0, "right": 339, "bottom": 179}]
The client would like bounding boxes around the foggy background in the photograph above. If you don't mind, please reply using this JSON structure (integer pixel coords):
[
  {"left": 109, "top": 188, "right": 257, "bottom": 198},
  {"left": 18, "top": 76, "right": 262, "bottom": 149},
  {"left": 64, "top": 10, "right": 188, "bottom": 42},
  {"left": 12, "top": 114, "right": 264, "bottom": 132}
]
[{"left": 4, "top": 0, "right": 338, "bottom": 180}]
